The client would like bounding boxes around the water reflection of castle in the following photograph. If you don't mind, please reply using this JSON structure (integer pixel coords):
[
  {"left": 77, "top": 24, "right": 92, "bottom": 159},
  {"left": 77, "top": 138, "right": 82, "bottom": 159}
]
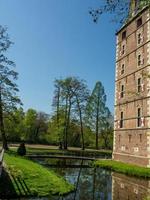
[{"left": 112, "top": 172, "right": 150, "bottom": 200}]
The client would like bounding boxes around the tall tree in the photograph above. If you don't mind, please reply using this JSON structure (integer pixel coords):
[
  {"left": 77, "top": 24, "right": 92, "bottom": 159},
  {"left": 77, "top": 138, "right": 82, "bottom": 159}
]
[
  {"left": 0, "top": 26, "right": 21, "bottom": 149},
  {"left": 53, "top": 78, "right": 73, "bottom": 149},
  {"left": 71, "top": 78, "right": 89, "bottom": 150},
  {"left": 52, "top": 77, "right": 89, "bottom": 150},
  {"left": 53, "top": 79, "right": 62, "bottom": 148},
  {"left": 4, "top": 108, "right": 25, "bottom": 142},
  {"left": 85, "top": 81, "right": 111, "bottom": 149},
  {"left": 24, "top": 108, "right": 37, "bottom": 142},
  {"left": 60, "top": 78, "right": 74, "bottom": 149},
  {"left": 35, "top": 111, "right": 49, "bottom": 142}
]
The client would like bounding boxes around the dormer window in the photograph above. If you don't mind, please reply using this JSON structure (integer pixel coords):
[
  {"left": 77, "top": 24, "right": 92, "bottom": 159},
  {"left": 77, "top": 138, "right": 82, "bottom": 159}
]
[
  {"left": 137, "top": 18, "right": 142, "bottom": 28},
  {"left": 121, "top": 64, "right": 125, "bottom": 75},
  {"left": 122, "top": 31, "right": 126, "bottom": 40}
]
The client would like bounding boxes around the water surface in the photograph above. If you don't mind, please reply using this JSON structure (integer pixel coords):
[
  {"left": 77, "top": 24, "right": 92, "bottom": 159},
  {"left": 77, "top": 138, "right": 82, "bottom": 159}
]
[{"left": 32, "top": 158, "right": 150, "bottom": 200}]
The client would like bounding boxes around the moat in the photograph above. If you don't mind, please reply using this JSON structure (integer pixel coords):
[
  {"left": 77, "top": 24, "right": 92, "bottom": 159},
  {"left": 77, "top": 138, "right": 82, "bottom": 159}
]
[{"left": 30, "top": 158, "right": 150, "bottom": 200}]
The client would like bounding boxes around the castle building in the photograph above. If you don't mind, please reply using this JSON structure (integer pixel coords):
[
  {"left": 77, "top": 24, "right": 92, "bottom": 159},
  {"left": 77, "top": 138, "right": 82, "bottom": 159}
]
[{"left": 113, "top": 1, "right": 150, "bottom": 167}]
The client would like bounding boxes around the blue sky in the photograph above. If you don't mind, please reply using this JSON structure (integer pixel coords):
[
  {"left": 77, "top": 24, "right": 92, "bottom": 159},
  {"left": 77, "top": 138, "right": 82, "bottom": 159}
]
[{"left": 0, "top": 0, "right": 118, "bottom": 114}]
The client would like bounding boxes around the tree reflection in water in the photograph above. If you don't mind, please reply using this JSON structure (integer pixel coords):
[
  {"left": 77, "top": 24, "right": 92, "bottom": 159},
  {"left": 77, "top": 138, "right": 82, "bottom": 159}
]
[
  {"left": 48, "top": 159, "right": 112, "bottom": 200},
  {"left": 31, "top": 158, "right": 150, "bottom": 200}
]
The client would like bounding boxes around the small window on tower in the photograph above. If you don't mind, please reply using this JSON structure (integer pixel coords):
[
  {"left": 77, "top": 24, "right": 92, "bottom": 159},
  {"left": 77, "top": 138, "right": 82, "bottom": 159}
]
[
  {"left": 120, "top": 112, "right": 124, "bottom": 128},
  {"left": 137, "top": 33, "right": 142, "bottom": 45},
  {"left": 128, "top": 135, "right": 131, "bottom": 143},
  {"left": 119, "top": 135, "right": 121, "bottom": 143},
  {"left": 137, "top": 108, "right": 141, "bottom": 127},
  {"left": 137, "top": 54, "right": 142, "bottom": 66},
  {"left": 137, "top": 78, "right": 141, "bottom": 92},
  {"left": 122, "top": 45, "right": 125, "bottom": 55},
  {"left": 120, "top": 85, "right": 124, "bottom": 98},
  {"left": 139, "top": 134, "right": 142, "bottom": 142},
  {"left": 137, "top": 17, "right": 142, "bottom": 28},
  {"left": 121, "top": 64, "right": 125, "bottom": 75},
  {"left": 122, "top": 31, "right": 126, "bottom": 40}
]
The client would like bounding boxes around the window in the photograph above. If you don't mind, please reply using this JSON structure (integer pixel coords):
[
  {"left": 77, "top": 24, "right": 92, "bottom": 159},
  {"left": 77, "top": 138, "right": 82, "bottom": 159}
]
[
  {"left": 119, "top": 135, "right": 121, "bottom": 143},
  {"left": 137, "top": 78, "right": 141, "bottom": 92},
  {"left": 141, "top": 117, "right": 145, "bottom": 127},
  {"left": 121, "top": 145, "right": 125, "bottom": 151},
  {"left": 128, "top": 134, "right": 131, "bottom": 143},
  {"left": 139, "top": 134, "right": 142, "bottom": 142},
  {"left": 134, "top": 147, "right": 139, "bottom": 152},
  {"left": 120, "top": 112, "right": 124, "bottom": 128},
  {"left": 122, "top": 45, "right": 125, "bottom": 55},
  {"left": 122, "top": 31, "right": 126, "bottom": 40},
  {"left": 137, "top": 33, "right": 142, "bottom": 45},
  {"left": 120, "top": 183, "right": 124, "bottom": 189},
  {"left": 137, "top": 18, "right": 142, "bottom": 28},
  {"left": 120, "top": 85, "right": 124, "bottom": 98},
  {"left": 121, "top": 64, "right": 125, "bottom": 75},
  {"left": 137, "top": 54, "right": 142, "bottom": 66},
  {"left": 137, "top": 108, "right": 141, "bottom": 127}
]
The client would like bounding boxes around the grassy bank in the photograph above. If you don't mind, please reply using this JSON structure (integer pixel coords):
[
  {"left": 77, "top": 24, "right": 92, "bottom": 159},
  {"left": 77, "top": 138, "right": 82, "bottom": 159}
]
[
  {"left": 10, "top": 145, "right": 112, "bottom": 157},
  {"left": 4, "top": 152, "right": 74, "bottom": 197},
  {"left": 94, "top": 160, "right": 150, "bottom": 178}
]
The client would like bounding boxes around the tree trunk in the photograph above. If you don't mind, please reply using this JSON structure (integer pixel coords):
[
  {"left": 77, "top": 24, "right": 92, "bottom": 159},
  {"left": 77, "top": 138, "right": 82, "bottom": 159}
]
[
  {"left": 64, "top": 97, "right": 68, "bottom": 150},
  {"left": 96, "top": 114, "right": 99, "bottom": 150},
  {"left": 0, "top": 88, "right": 8, "bottom": 150},
  {"left": 102, "top": 132, "right": 108, "bottom": 149},
  {"left": 76, "top": 97, "right": 85, "bottom": 150},
  {"left": 66, "top": 99, "right": 71, "bottom": 148},
  {"left": 104, "top": 137, "right": 108, "bottom": 149},
  {"left": 56, "top": 86, "right": 62, "bottom": 149},
  {"left": 35, "top": 126, "right": 40, "bottom": 142},
  {"left": 96, "top": 94, "right": 100, "bottom": 150}
]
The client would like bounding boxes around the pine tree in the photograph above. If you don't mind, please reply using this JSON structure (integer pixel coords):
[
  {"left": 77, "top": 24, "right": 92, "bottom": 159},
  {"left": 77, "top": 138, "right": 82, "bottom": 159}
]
[{"left": 85, "top": 81, "right": 111, "bottom": 149}]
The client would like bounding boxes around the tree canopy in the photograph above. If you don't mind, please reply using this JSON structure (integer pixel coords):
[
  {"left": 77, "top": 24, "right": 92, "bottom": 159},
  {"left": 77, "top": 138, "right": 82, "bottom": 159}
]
[{"left": 0, "top": 25, "right": 22, "bottom": 149}]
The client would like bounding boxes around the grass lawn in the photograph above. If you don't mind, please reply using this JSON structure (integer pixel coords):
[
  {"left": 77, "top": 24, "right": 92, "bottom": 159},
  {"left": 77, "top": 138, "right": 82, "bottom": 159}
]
[
  {"left": 10, "top": 145, "right": 112, "bottom": 158},
  {"left": 94, "top": 159, "right": 150, "bottom": 178},
  {"left": 4, "top": 152, "right": 74, "bottom": 197}
]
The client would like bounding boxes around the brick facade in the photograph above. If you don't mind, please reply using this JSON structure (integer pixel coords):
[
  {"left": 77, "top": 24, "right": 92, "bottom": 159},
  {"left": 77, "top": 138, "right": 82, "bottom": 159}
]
[{"left": 113, "top": 6, "right": 150, "bottom": 167}]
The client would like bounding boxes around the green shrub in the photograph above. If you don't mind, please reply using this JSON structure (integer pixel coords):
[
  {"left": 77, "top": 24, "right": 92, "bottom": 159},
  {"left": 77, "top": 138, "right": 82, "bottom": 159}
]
[{"left": 17, "top": 142, "right": 26, "bottom": 156}]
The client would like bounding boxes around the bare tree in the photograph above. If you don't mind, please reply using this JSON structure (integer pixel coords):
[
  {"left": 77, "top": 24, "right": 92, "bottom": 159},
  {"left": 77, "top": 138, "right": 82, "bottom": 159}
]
[{"left": 89, "top": 0, "right": 149, "bottom": 24}]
